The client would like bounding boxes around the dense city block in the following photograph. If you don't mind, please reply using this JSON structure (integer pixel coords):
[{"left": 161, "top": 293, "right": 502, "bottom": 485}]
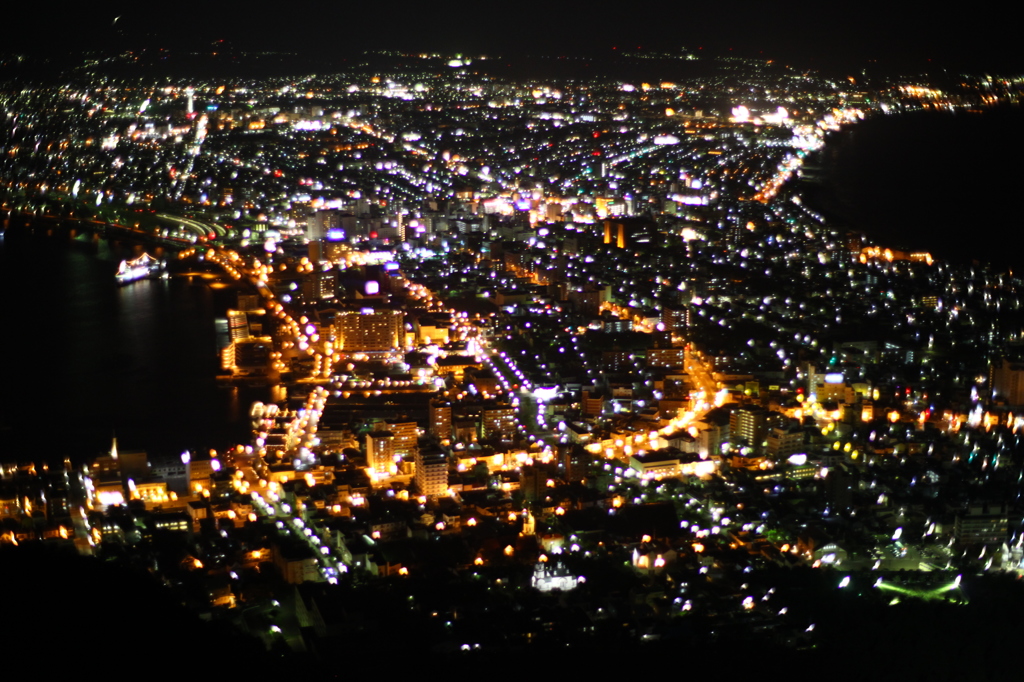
[{"left": 3, "top": 50, "right": 1024, "bottom": 672}]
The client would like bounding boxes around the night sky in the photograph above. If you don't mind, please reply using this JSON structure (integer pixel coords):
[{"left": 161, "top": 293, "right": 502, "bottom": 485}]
[{"left": 4, "top": 1, "right": 1024, "bottom": 74}]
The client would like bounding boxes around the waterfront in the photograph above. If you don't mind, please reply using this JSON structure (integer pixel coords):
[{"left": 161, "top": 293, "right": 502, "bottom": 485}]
[
  {"left": 805, "top": 103, "right": 1024, "bottom": 271},
  {"left": 0, "top": 224, "right": 262, "bottom": 465}
]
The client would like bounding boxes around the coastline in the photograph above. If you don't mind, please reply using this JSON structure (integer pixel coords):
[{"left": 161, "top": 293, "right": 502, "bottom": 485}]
[{"left": 800, "top": 103, "right": 1024, "bottom": 272}]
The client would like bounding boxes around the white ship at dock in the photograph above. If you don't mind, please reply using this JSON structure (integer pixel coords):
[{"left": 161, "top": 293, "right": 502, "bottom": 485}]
[{"left": 115, "top": 253, "right": 166, "bottom": 285}]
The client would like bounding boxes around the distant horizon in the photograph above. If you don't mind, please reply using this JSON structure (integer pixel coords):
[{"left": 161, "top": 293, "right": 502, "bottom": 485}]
[{"left": 3, "top": 2, "right": 1024, "bottom": 77}]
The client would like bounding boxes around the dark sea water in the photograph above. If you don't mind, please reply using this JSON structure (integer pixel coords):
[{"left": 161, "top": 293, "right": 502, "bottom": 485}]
[
  {"left": 803, "top": 103, "right": 1024, "bottom": 271},
  {"left": 0, "top": 224, "right": 263, "bottom": 465}
]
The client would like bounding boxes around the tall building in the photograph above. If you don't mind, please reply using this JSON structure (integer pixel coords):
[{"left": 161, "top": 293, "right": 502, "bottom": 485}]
[
  {"left": 414, "top": 445, "right": 448, "bottom": 498},
  {"left": 429, "top": 399, "right": 452, "bottom": 442},
  {"left": 480, "top": 404, "right": 516, "bottom": 439},
  {"left": 365, "top": 430, "right": 395, "bottom": 475},
  {"left": 386, "top": 422, "right": 420, "bottom": 458},
  {"left": 729, "top": 406, "right": 768, "bottom": 452},
  {"left": 334, "top": 310, "right": 403, "bottom": 352},
  {"left": 301, "top": 270, "right": 337, "bottom": 302},
  {"left": 663, "top": 305, "right": 692, "bottom": 332}
]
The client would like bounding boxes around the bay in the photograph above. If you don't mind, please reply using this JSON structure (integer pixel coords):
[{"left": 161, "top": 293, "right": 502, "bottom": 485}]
[
  {"left": 0, "top": 223, "right": 262, "bottom": 465},
  {"left": 804, "top": 103, "right": 1024, "bottom": 272}
]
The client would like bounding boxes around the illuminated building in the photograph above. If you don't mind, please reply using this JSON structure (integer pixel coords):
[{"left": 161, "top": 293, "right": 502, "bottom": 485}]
[
  {"left": 729, "top": 406, "right": 769, "bottom": 452},
  {"left": 333, "top": 309, "right": 403, "bottom": 352},
  {"left": 227, "top": 310, "right": 250, "bottom": 341},
  {"left": 222, "top": 337, "right": 273, "bottom": 375},
  {"left": 807, "top": 366, "right": 849, "bottom": 403},
  {"left": 89, "top": 439, "right": 150, "bottom": 509},
  {"left": 384, "top": 421, "right": 419, "bottom": 457},
  {"left": 601, "top": 350, "right": 634, "bottom": 371},
  {"left": 434, "top": 355, "right": 478, "bottom": 381},
  {"left": 581, "top": 388, "right": 606, "bottom": 417},
  {"left": 662, "top": 305, "right": 691, "bottom": 331},
  {"left": 429, "top": 399, "right": 452, "bottom": 441},
  {"left": 557, "top": 444, "right": 588, "bottom": 483},
  {"left": 629, "top": 451, "right": 681, "bottom": 478},
  {"left": 647, "top": 347, "right": 686, "bottom": 369},
  {"left": 188, "top": 456, "right": 214, "bottom": 494},
  {"left": 152, "top": 512, "right": 191, "bottom": 533},
  {"left": 531, "top": 559, "right": 580, "bottom": 592},
  {"left": 307, "top": 211, "right": 334, "bottom": 262},
  {"left": 954, "top": 503, "right": 1009, "bottom": 546},
  {"left": 301, "top": 270, "right": 337, "bottom": 301},
  {"left": 414, "top": 445, "right": 448, "bottom": 498},
  {"left": 415, "top": 316, "right": 451, "bottom": 345},
  {"left": 480, "top": 405, "right": 516, "bottom": 439},
  {"left": 766, "top": 426, "right": 805, "bottom": 458},
  {"left": 990, "top": 358, "right": 1024, "bottom": 405},
  {"left": 366, "top": 430, "right": 396, "bottom": 475}
]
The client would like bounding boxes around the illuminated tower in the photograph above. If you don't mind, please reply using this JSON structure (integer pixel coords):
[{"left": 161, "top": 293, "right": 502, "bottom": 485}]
[{"left": 185, "top": 86, "right": 194, "bottom": 114}]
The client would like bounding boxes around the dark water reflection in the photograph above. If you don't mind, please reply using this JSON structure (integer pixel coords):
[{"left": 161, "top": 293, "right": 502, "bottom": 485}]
[{"left": 0, "top": 224, "right": 264, "bottom": 464}]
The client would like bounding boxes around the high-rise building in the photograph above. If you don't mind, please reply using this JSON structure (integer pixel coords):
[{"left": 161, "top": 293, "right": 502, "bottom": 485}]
[
  {"left": 365, "top": 430, "right": 395, "bottom": 475},
  {"left": 301, "top": 270, "right": 337, "bottom": 302},
  {"left": 333, "top": 309, "right": 403, "bottom": 352},
  {"left": 662, "top": 305, "right": 692, "bottom": 331},
  {"left": 480, "top": 405, "right": 516, "bottom": 439},
  {"left": 729, "top": 406, "right": 768, "bottom": 452},
  {"left": 386, "top": 422, "right": 420, "bottom": 458},
  {"left": 429, "top": 399, "right": 452, "bottom": 442},
  {"left": 414, "top": 445, "right": 448, "bottom": 498}
]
